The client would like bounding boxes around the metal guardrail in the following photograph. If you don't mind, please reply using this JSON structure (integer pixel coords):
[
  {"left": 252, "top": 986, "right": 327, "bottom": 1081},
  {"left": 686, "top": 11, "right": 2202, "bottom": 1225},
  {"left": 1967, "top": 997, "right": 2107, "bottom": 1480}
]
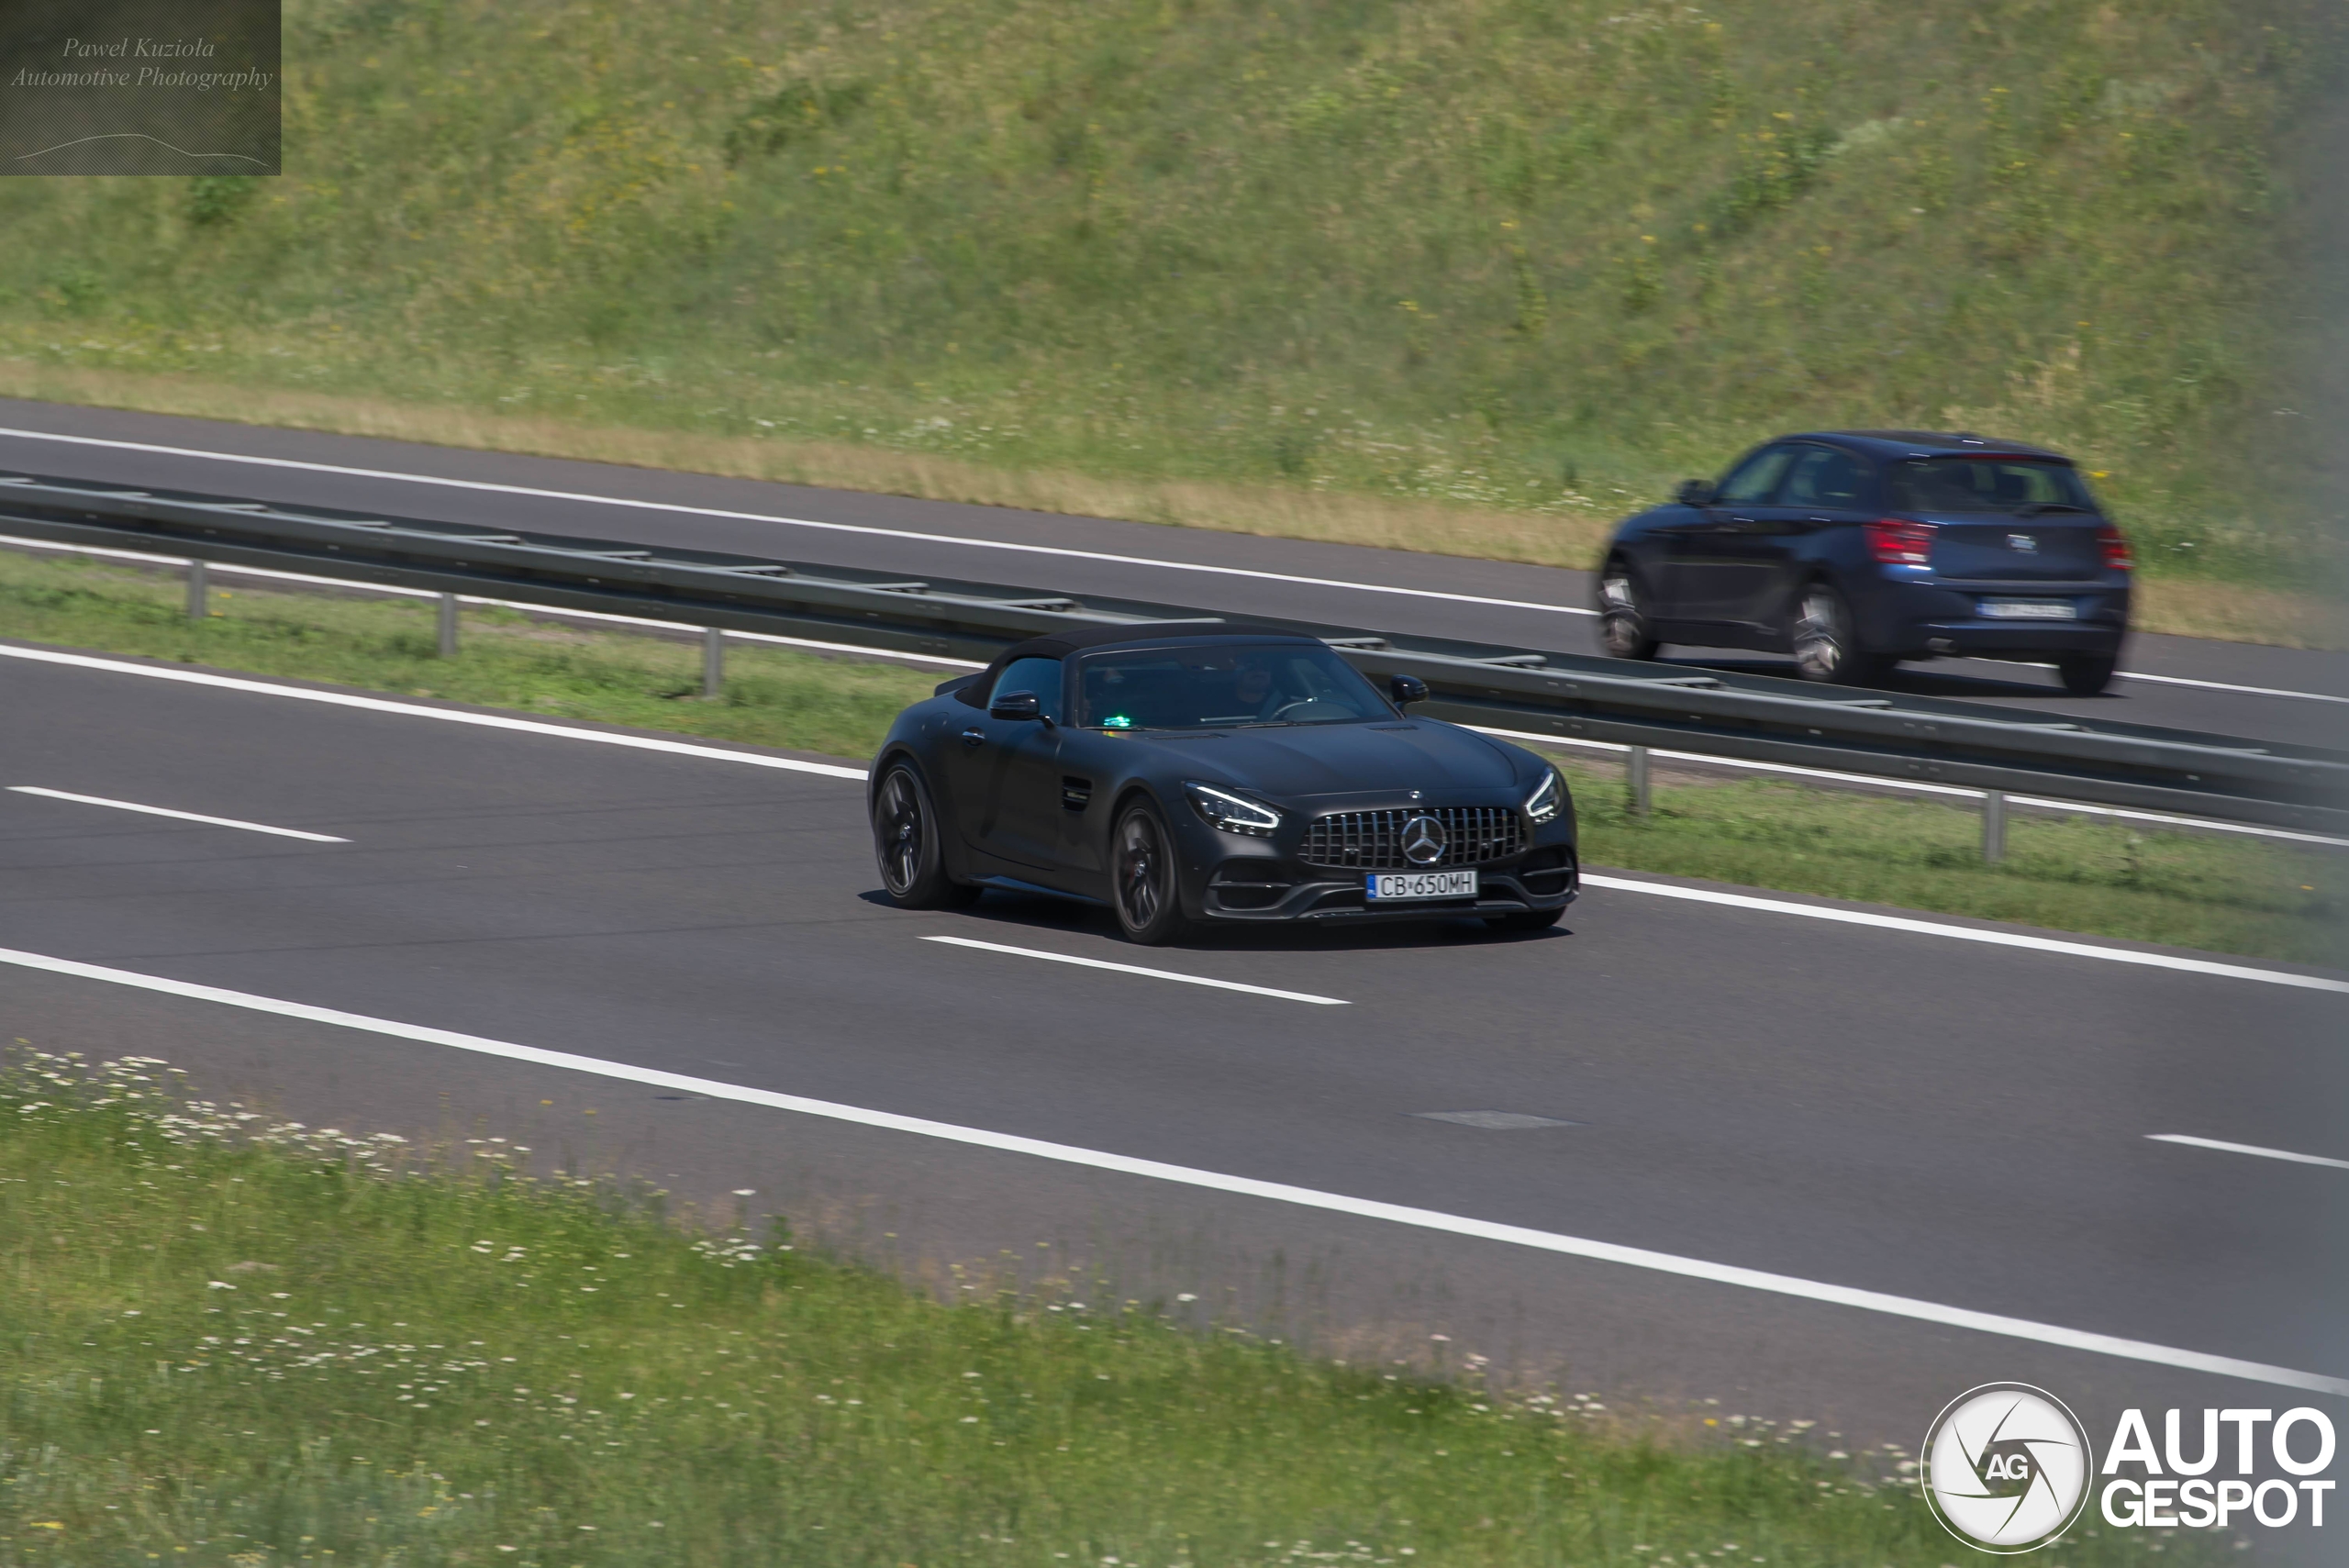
[{"left": 4, "top": 470, "right": 2345, "bottom": 837}]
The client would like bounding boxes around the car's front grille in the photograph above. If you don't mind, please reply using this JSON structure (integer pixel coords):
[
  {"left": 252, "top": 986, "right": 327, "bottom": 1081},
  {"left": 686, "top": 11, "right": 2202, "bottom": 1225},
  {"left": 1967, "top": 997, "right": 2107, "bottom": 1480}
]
[{"left": 1299, "top": 806, "right": 1525, "bottom": 870}]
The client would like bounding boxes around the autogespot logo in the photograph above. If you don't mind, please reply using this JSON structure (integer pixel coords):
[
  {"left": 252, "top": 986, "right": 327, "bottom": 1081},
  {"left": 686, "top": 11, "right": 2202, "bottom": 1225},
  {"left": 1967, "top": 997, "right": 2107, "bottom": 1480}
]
[{"left": 1921, "top": 1384, "right": 2094, "bottom": 1553}]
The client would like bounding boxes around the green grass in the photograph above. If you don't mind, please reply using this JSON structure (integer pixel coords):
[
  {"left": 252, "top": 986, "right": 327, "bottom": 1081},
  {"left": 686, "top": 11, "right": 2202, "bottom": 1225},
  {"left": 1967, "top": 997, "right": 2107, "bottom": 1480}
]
[
  {"left": 0, "top": 0, "right": 2343, "bottom": 585},
  {"left": 0, "top": 547, "right": 2338, "bottom": 965},
  {"left": 0, "top": 1051, "right": 2221, "bottom": 1568}
]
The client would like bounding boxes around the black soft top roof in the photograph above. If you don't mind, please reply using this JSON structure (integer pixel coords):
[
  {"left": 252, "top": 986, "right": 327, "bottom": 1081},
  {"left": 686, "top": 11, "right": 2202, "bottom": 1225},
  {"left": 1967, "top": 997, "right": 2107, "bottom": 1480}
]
[{"left": 991, "top": 620, "right": 1319, "bottom": 664}]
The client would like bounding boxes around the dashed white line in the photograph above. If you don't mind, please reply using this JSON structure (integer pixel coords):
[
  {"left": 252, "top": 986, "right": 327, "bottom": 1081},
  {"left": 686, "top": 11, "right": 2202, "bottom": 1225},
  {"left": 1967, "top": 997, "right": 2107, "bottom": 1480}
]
[
  {"left": 0, "top": 940, "right": 2339, "bottom": 1395},
  {"left": 8, "top": 642, "right": 2344, "bottom": 996},
  {"left": 0, "top": 426, "right": 1598, "bottom": 617},
  {"left": 2147, "top": 1134, "right": 2349, "bottom": 1173},
  {"left": 922, "top": 934, "right": 1347, "bottom": 1005},
  {"left": 6, "top": 785, "right": 347, "bottom": 842}
]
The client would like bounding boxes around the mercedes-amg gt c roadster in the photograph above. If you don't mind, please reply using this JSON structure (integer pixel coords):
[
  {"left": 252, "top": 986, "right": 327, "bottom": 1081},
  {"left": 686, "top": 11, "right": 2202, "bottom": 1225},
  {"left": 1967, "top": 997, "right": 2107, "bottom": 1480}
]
[{"left": 868, "top": 623, "right": 1579, "bottom": 943}]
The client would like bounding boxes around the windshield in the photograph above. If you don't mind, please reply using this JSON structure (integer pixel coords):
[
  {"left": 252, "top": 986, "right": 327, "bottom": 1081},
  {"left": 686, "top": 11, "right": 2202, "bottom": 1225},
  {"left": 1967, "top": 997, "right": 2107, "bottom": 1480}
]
[
  {"left": 1886, "top": 457, "right": 2097, "bottom": 516},
  {"left": 1077, "top": 644, "right": 1391, "bottom": 729}
]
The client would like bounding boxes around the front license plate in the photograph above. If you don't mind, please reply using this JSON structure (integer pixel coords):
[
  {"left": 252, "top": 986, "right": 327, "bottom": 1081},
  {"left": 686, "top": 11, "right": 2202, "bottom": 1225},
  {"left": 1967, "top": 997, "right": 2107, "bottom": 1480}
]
[
  {"left": 1977, "top": 597, "right": 2076, "bottom": 620},
  {"left": 1367, "top": 870, "right": 1477, "bottom": 901}
]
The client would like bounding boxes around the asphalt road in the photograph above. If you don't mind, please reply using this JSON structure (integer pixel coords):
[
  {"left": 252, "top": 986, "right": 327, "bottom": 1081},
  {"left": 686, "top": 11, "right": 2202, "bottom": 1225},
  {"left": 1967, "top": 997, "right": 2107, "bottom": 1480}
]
[
  {"left": 1, "top": 397, "right": 2343, "bottom": 750},
  {"left": 6, "top": 643, "right": 2346, "bottom": 1492}
]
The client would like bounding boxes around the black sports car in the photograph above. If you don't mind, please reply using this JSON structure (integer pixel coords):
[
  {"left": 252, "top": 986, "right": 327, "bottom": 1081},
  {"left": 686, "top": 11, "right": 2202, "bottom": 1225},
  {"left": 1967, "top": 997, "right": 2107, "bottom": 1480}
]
[{"left": 867, "top": 624, "right": 1579, "bottom": 943}]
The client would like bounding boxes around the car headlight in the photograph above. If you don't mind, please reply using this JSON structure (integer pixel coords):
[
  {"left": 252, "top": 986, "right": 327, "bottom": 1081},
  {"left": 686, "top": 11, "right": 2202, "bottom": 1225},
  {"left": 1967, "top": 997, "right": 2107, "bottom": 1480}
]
[
  {"left": 1184, "top": 781, "right": 1281, "bottom": 838},
  {"left": 1525, "top": 768, "right": 1565, "bottom": 825}
]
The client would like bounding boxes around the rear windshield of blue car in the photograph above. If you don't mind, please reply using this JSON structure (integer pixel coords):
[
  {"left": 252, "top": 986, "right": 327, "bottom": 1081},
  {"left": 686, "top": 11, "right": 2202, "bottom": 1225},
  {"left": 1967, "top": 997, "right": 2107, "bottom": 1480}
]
[
  {"left": 1886, "top": 457, "right": 2098, "bottom": 516},
  {"left": 1077, "top": 644, "right": 1390, "bottom": 729}
]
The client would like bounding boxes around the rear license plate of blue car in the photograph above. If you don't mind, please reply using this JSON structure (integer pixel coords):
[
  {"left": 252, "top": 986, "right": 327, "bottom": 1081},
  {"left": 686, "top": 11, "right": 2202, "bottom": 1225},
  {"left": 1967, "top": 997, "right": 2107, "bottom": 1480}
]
[
  {"left": 1977, "top": 597, "right": 2076, "bottom": 619},
  {"left": 1366, "top": 871, "right": 1477, "bottom": 900}
]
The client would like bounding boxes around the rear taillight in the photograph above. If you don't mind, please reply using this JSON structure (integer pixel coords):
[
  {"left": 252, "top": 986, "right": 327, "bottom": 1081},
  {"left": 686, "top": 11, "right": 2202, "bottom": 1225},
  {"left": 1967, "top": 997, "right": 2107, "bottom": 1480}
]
[
  {"left": 2098, "top": 523, "right": 2133, "bottom": 571},
  {"left": 1865, "top": 517, "right": 1936, "bottom": 567}
]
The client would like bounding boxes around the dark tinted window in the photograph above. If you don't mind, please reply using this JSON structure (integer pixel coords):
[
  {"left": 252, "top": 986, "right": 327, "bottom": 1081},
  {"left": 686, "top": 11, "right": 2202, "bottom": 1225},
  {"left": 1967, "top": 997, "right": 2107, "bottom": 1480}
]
[
  {"left": 1780, "top": 448, "right": 1869, "bottom": 509},
  {"left": 1887, "top": 458, "right": 2095, "bottom": 515},
  {"left": 989, "top": 656, "right": 1064, "bottom": 722},
  {"left": 1717, "top": 445, "right": 1798, "bottom": 506},
  {"left": 1077, "top": 644, "right": 1387, "bottom": 730}
]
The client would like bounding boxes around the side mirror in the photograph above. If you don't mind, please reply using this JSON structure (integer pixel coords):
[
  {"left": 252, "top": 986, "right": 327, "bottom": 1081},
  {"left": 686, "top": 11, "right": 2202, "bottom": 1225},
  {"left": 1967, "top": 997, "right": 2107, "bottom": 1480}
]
[
  {"left": 1389, "top": 673, "right": 1429, "bottom": 706},
  {"left": 988, "top": 690, "right": 1043, "bottom": 721},
  {"left": 1675, "top": 478, "right": 1718, "bottom": 507}
]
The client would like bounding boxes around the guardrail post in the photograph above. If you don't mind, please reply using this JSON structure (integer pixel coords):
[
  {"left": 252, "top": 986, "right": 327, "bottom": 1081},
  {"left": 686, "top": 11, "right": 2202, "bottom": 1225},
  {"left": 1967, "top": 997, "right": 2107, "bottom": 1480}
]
[
  {"left": 702, "top": 627, "right": 724, "bottom": 700},
  {"left": 1982, "top": 789, "right": 2007, "bottom": 864},
  {"left": 1627, "top": 745, "right": 1652, "bottom": 819},
  {"left": 184, "top": 559, "right": 207, "bottom": 620},
  {"left": 436, "top": 593, "right": 459, "bottom": 658}
]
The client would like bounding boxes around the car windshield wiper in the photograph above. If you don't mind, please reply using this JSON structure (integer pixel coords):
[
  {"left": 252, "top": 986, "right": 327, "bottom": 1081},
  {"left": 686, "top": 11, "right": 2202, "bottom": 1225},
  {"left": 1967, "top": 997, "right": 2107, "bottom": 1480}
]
[{"left": 2016, "top": 502, "right": 2095, "bottom": 517}]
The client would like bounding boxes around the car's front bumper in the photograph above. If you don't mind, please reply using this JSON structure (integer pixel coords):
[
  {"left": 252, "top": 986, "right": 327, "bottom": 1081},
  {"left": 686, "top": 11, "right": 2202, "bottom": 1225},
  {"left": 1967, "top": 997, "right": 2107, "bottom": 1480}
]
[{"left": 1193, "top": 845, "right": 1579, "bottom": 923}]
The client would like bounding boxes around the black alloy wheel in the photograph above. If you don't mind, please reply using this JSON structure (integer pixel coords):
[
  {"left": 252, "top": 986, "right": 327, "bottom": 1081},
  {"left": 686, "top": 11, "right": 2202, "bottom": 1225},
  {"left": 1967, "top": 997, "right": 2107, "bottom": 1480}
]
[
  {"left": 872, "top": 762, "right": 979, "bottom": 910},
  {"left": 1790, "top": 584, "right": 1891, "bottom": 685},
  {"left": 1598, "top": 563, "right": 1661, "bottom": 661},
  {"left": 1111, "top": 800, "right": 1190, "bottom": 945},
  {"left": 2057, "top": 652, "right": 2118, "bottom": 695}
]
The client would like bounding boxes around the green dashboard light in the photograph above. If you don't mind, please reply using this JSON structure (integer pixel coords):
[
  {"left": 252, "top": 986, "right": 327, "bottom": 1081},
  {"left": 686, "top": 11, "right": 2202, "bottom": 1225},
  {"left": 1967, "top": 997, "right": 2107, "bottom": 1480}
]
[{"left": 1103, "top": 715, "right": 1133, "bottom": 728}]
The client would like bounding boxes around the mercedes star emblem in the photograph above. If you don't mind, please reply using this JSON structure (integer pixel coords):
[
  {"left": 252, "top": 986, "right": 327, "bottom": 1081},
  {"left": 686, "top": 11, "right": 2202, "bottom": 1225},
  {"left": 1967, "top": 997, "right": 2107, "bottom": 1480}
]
[{"left": 1400, "top": 814, "right": 1448, "bottom": 865}]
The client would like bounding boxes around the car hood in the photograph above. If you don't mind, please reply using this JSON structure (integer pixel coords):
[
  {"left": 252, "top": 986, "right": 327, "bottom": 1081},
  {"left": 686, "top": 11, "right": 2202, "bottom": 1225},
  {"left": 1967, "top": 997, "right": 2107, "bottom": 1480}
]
[{"left": 1142, "top": 721, "right": 1524, "bottom": 799}]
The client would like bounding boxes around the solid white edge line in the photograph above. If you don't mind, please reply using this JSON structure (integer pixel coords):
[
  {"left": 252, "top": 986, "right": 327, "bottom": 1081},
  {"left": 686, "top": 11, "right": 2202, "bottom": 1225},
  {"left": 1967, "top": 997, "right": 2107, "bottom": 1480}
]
[
  {"left": 1466, "top": 724, "right": 2349, "bottom": 848},
  {"left": 2147, "top": 1134, "right": 2349, "bottom": 1173},
  {"left": 0, "top": 427, "right": 1599, "bottom": 617},
  {"left": 12, "top": 640, "right": 2346, "bottom": 994},
  {"left": 0, "top": 940, "right": 2339, "bottom": 1397},
  {"left": 0, "top": 642, "right": 872, "bottom": 781},
  {"left": 1579, "top": 873, "right": 2349, "bottom": 995},
  {"left": 0, "top": 530, "right": 989, "bottom": 670},
  {"left": 6, "top": 785, "right": 347, "bottom": 842},
  {"left": 2123, "top": 671, "right": 2349, "bottom": 706},
  {"left": 922, "top": 933, "right": 1346, "bottom": 1006}
]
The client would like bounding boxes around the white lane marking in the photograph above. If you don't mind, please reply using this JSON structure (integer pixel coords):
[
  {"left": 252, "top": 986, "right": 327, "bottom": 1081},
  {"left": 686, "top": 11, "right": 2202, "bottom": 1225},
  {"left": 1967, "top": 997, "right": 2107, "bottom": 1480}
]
[
  {"left": 921, "top": 933, "right": 1347, "bottom": 1006},
  {"left": 1580, "top": 873, "right": 2349, "bottom": 995},
  {"left": 0, "top": 941, "right": 2338, "bottom": 1396},
  {"left": 2148, "top": 1134, "right": 2349, "bottom": 1173},
  {"left": 0, "top": 643, "right": 870, "bottom": 781},
  {"left": 2123, "top": 671, "right": 2349, "bottom": 706},
  {"left": 1470, "top": 724, "right": 2349, "bottom": 848},
  {"left": 0, "top": 531, "right": 986, "bottom": 670},
  {"left": 0, "top": 427, "right": 1599, "bottom": 617},
  {"left": 6, "top": 785, "right": 347, "bottom": 842},
  {"left": 14, "top": 642, "right": 2345, "bottom": 995}
]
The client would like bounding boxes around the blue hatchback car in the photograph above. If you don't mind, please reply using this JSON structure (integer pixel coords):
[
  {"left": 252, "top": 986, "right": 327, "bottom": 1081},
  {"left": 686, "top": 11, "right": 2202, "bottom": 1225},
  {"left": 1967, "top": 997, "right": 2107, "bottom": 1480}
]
[{"left": 1597, "top": 430, "right": 2132, "bottom": 694}]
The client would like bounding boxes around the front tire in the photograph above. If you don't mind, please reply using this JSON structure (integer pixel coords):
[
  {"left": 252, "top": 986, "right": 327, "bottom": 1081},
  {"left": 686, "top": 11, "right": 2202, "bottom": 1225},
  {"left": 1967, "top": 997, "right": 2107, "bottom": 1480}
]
[
  {"left": 1790, "top": 584, "right": 1892, "bottom": 685},
  {"left": 2056, "top": 653, "right": 2117, "bottom": 695},
  {"left": 1598, "top": 563, "right": 1661, "bottom": 661},
  {"left": 872, "top": 762, "right": 981, "bottom": 910},
  {"left": 1110, "top": 799, "right": 1191, "bottom": 945}
]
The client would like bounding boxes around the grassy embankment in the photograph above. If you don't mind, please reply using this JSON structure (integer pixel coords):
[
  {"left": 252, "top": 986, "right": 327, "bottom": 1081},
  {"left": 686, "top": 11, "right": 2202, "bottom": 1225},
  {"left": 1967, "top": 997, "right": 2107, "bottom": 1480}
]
[
  {"left": 0, "top": 1051, "right": 2224, "bottom": 1567},
  {"left": 0, "top": 0, "right": 2343, "bottom": 639},
  {"left": 2, "top": 549, "right": 2336, "bottom": 965}
]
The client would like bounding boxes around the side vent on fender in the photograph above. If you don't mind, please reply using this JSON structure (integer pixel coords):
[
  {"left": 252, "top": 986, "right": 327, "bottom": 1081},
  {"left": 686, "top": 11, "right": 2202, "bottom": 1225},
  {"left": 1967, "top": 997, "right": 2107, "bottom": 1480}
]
[{"left": 1061, "top": 776, "right": 1094, "bottom": 812}]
